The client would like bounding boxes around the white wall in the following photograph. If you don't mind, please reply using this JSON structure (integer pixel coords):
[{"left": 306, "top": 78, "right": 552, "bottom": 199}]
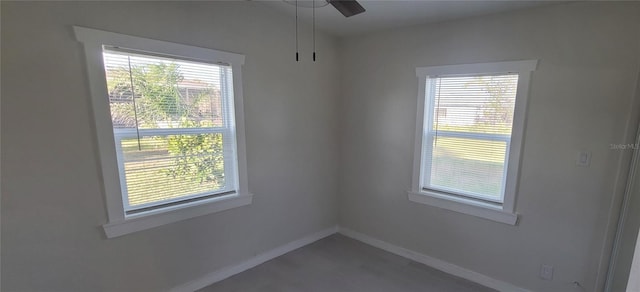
[
  {"left": 337, "top": 2, "right": 640, "bottom": 292},
  {"left": 1, "top": 2, "right": 340, "bottom": 291}
]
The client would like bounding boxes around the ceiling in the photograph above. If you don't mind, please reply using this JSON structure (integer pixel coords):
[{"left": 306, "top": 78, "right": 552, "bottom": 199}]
[{"left": 260, "top": 0, "right": 563, "bottom": 37}]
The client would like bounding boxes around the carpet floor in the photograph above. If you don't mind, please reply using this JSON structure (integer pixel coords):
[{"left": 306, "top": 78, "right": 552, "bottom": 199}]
[{"left": 199, "top": 234, "right": 496, "bottom": 292}]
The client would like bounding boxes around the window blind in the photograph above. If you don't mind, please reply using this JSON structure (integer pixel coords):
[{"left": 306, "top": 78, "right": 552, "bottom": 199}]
[
  {"left": 102, "top": 48, "right": 237, "bottom": 212},
  {"left": 422, "top": 74, "right": 519, "bottom": 203}
]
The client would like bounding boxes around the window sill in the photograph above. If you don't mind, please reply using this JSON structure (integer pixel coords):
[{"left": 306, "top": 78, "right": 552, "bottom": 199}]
[
  {"left": 103, "top": 193, "right": 253, "bottom": 238},
  {"left": 407, "top": 191, "right": 518, "bottom": 225}
]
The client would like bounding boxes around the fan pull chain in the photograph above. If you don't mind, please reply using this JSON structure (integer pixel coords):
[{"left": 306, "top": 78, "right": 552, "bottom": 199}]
[
  {"left": 295, "top": 0, "right": 299, "bottom": 62},
  {"left": 313, "top": 0, "right": 316, "bottom": 62}
]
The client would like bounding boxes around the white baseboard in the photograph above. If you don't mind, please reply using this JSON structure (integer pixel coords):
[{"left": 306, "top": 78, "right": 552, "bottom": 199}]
[
  {"left": 171, "top": 226, "right": 339, "bottom": 292},
  {"left": 338, "top": 226, "right": 530, "bottom": 292}
]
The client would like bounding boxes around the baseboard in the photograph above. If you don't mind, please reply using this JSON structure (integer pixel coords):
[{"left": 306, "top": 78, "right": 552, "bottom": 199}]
[
  {"left": 171, "top": 225, "right": 339, "bottom": 292},
  {"left": 338, "top": 226, "right": 530, "bottom": 292}
]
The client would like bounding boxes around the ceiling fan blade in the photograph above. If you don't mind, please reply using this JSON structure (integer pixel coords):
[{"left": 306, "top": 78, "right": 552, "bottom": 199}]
[{"left": 328, "top": 0, "right": 366, "bottom": 17}]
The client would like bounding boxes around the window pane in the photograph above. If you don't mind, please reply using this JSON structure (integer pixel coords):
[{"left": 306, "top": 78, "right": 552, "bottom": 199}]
[
  {"left": 428, "top": 137, "right": 507, "bottom": 201},
  {"left": 430, "top": 75, "right": 518, "bottom": 135},
  {"left": 103, "top": 50, "right": 231, "bottom": 129},
  {"left": 101, "top": 49, "right": 236, "bottom": 210},
  {"left": 423, "top": 74, "right": 518, "bottom": 202},
  {"left": 120, "top": 133, "right": 226, "bottom": 207}
]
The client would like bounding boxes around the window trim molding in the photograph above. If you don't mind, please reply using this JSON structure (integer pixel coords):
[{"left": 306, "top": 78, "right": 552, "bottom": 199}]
[
  {"left": 410, "top": 60, "right": 537, "bottom": 225},
  {"left": 103, "top": 193, "right": 253, "bottom": 238},
  {"left": 407, "top": 191, "right": 518, "bottom": 225},
  {"left": 74, "top": 26, "right": 252, "bottom": 238}
]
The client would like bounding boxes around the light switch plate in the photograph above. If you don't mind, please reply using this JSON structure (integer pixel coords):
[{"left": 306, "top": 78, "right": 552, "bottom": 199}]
[
  {"left": 576, "top": 151, "right": 591, "bottom": 167},
  {"left": 540, "top": 264, "right": 554, "bottom": 280}
]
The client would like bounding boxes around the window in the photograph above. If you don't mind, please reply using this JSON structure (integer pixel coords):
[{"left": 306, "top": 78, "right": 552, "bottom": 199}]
[
  {"left": 103, "top": 49, "right": 237, "bottom": 214},
  {"left": 75, "top": 27, "right": 252, "bottom": 237},
  {"left": 410, "top": 61, "right": 537, "bottom": 225}
]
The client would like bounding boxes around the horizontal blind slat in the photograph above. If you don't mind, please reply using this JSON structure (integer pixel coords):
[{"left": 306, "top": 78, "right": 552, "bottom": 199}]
[
  {"left": 103, "top": 48, "right": 235, "bottom": 210},
  {"left": 424, "top": 74, "right": 519, "bottom": 202}
]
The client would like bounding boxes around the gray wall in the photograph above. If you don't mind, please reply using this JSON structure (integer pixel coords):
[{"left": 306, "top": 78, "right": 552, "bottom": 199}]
[
  {"left": 1, "top": 2, "right": 340, "bottom": 291},
  {"left": 337, "top": 3, "right": 640, "bottom": 292}
]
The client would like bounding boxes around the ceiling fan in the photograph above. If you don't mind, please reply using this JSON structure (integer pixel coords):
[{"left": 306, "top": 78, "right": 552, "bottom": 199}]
[
  {"left": 284, "top": 0, "right": 366, "bottom": 17},
  {"left": 327, "top": 0, "right": 366, "bottom": 17},
  {"left": 286, "top": 0, "right": 366, "bottom": 62}
]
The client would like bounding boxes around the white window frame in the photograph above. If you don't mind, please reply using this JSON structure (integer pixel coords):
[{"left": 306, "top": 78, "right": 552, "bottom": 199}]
[
  {"left": 409, "top": 60, "right": 537, "bottom": 225},
  {"left": 74, "top": 26, "right": 252, "bottom": 238}
]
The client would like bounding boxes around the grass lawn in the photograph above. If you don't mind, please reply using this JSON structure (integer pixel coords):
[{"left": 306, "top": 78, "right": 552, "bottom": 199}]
[
  {"left": 429, "top": 136, "right": 507, "bottom": 199},
  {"left": 120, "top": 136, "right": 225, "bottom": 207}
]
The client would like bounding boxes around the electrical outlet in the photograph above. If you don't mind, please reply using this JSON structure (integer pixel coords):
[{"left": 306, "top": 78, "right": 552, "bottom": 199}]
[{"left": 540, "top": 264, "right": 554, "bottom": 280}]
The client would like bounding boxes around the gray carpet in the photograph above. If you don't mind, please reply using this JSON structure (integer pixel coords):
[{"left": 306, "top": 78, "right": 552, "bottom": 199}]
[{"left": 199, "top": 234, "right": 496, "bottom": 292}]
